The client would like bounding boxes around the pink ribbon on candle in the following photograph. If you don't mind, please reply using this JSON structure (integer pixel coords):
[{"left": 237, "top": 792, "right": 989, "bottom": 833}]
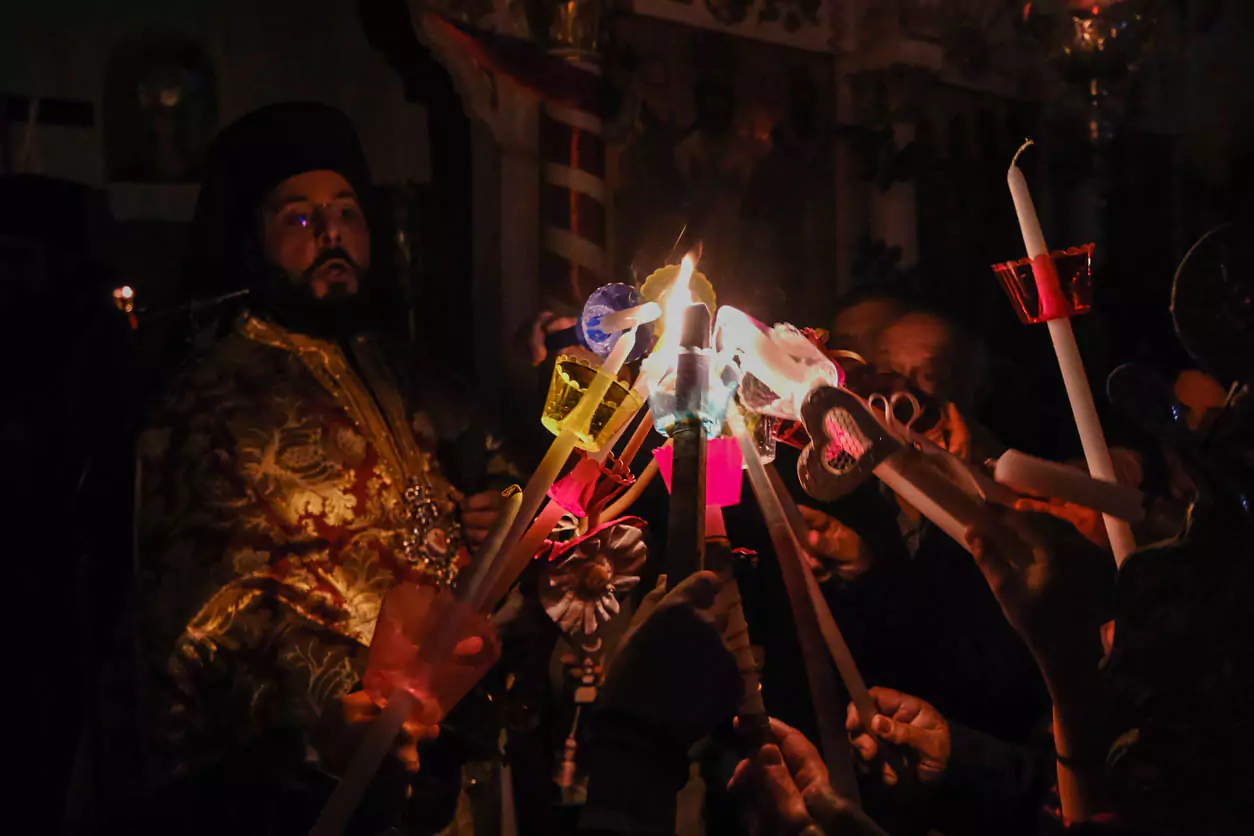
[{"left": 1030, "top": 253, "right": 1071, "bottom": 321}]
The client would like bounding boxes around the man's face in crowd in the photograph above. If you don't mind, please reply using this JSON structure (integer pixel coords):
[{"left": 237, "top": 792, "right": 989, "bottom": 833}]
[
  {"left": 831, "top": 298, "right": 902, "bottom": 359},
  {"left": 1174, "top": 369, "right": 1228, "bottom": 433},
  {"left": 259, "top": 169, "right": 371, "bottom": 302},
  {"left": 877, "top": 312, "right": 956, "bottom": 402}
]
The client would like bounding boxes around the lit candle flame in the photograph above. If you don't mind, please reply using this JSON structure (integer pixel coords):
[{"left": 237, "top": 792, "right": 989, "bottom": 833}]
[
  {"left": 658, "top": 255, "right": 695, "bottom": 354},
  {"left": 112, "top": 285, "right": 136, "bottom": 313},
  {"left": 639, "top": 254, "right": 698, "bottom": 388},
  {"left": 112, "top": 285, "right": 139, "bottom": 330}
]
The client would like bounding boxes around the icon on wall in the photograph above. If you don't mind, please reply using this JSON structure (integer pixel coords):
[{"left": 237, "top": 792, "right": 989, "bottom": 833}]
[{"left": 104, "top": 30, "right": 218, "bottom": 183}]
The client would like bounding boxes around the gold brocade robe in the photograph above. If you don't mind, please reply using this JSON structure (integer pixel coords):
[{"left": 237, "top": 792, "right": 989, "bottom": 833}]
[{"left": 130, "top": 313, "right": 504, "bottom": 788}]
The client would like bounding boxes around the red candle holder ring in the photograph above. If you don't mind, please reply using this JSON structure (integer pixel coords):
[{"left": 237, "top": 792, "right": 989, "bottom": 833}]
[{"left": 992, "top": 243, "right": 1094, "bottom": 324}]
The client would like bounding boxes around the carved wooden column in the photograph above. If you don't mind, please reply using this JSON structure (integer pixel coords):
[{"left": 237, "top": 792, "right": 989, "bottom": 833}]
[
  {"left": 539, "top": 58, "right": 606, "bottom": 306},
  {"left": 417, "top": 10, "right": 544, "bottom": 403}
]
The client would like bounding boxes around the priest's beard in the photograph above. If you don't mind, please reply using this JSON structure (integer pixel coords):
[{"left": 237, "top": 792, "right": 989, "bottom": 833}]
[{"left": 254, "top": 260, "right": 391, "bottom": 342}]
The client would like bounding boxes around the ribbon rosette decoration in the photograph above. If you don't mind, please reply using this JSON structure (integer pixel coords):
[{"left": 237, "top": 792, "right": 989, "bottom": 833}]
[{"left": 540, "top": 517, "right": 648, "bottom": 637}]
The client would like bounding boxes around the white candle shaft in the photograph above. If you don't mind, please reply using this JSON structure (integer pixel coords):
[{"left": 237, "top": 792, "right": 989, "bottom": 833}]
[
  {"left": 731, "top": 412, "right": 866, "bottom": 798},
  {"left": 1009, "top": 165, "right": 1049, "bottom": 259},
  {"left": 309, "top": 690, "right": 416, "bottom": 836},
  {"left": 600, "top": 326, "right": 636, "bottom": 379},
  {"left": 464, "top": 433, "right": 576, "bottom": 612},
  {"left": 483, "top": 500, "right": 568, "bottom": 613},
  {"left": 455, "top": 490, "right": 522, "bottom": 605},
  {"left": 995, "top": 449, "right": 1145, "bottom": 523},
  {"left": 874, "top": 454, "right": 982, "bottom": 553},
  {"left": 1008, "top": 150, "right": 1137, "bottom": 563},
  {"left": 761, "top": 465, "right": 877, "bottom": 738},
  {"left": 1046, "top": 318, "right": 1139, "bottom": 562},
  {"left": 600, "top": 302, "right": 661, "bottom": 333}
]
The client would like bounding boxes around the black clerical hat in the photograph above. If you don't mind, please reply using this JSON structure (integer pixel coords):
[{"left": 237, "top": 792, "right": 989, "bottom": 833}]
[{"left": 182, "top": 102, "right": 374, "bottom": 299}]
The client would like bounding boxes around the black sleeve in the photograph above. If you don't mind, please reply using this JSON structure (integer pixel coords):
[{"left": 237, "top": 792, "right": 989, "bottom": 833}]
[
  {"left": 577, "top": 711, "right": 689, "bottom": 836},
  {"left": 932, "top": 721, "right": 1056, "bottom": 836},
  {"left": 399, "top": 353, "right": 525, "bottom": 493}
]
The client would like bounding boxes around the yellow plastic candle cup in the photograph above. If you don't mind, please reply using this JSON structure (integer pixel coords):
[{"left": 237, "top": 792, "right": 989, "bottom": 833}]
[{"left": 542, "top": 354, "right": 645, "bottom": 452}]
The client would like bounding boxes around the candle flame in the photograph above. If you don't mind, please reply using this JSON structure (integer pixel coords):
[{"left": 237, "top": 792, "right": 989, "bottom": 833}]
[
  {"left": 112, "top": 285, "right": 136, "bottom": 314},
  {"left": 665, "top": 256, "right": 695, "bottom": 323},
  {"left": 643, "top": 255, "right": 698, "bottom": 379}
]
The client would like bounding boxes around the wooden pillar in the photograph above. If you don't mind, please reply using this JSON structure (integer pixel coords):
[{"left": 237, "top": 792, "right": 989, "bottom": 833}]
[
  {"left": 538, "top": 59, "right": 606, "bottom": 308},
  {"left": 419, "top": 14, "right": 544, "bottom": 405}
]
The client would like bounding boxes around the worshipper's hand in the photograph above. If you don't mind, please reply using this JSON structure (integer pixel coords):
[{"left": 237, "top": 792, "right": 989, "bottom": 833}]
[
  {"left": 597, "top": 571, "right": 743, "bottom": 751},
  {"left": 729, "top": 717, "right": 887, "bottom": 836},
  {"left": 730, "top": 741, "right": 821, "bottom": 836},
  {"left": 519, "top": 311, "right": 578, "bottom": 366},
  {"left": 1008, "top": 496, "right": 1110, "bottom": 549},
  {"left": 964, "top": 508, "right": 1109, "bottom": 666},
  {"left": 1017, "top": 447, "right": 1146, "bottom": 548},
  {"left": 796, "top": 505, "right": 875, "bottom": 582},
  {"left": 967, "top": 511, "right": 1115, "bottom": 824},
  {"left": 925, "top": 401, "right": 972, "bottom": 461},
  {"left": 455, "top": 489, "right": 506, "bottom": 548},
  {"left": 845, "top": 687, "right": 950, "bottom": 787},
  {"left": 315, "top": 690, "right": 440, "bottom": 775}
]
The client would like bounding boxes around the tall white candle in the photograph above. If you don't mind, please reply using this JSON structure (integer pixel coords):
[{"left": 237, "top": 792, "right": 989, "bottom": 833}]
[
  {"left": 1006, "top": 140, "right": 1137, "bottom": 564},
  {"left": 1009, "top": 141, "right": 1049, "bottom": 259},
  {"left": 995, "top": 450, "right": 1145, "bottom": 524}
]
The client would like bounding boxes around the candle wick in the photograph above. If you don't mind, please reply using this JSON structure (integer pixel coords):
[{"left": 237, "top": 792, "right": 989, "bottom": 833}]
[{"left": 1010, "top": 138, "right": 1035, "bottom": 170}]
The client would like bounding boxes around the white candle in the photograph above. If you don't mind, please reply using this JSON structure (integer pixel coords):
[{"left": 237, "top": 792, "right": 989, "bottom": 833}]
[
  {"left": 600, "top": 301, "right": 662, "bottom": 334},
  {"left": 875, "top": 453, "right": 983, "bottom": 553},
  {"left": 1006, "top": 139, "right": 1137, "bottom": 564},
  {"left": 995, "top": 449, "right": 1145, "bottom": 524},
  {"left": 1009, "top": 140, "right": 1048, "bottom": 259}
]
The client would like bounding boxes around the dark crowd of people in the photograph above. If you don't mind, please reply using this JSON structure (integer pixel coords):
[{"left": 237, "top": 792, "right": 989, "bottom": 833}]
[{"left": 9, "top": 96, "right": 1253, "bottom": 836}]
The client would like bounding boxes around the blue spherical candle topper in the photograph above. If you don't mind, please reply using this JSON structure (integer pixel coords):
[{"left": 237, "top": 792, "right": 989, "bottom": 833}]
[{"left": 577, "top": 283, "right": 656, "bottom": 362}]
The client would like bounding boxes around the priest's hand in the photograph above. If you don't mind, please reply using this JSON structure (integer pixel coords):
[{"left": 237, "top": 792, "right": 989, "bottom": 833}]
[
  {"left": 456, "top": 489, "right": 506, "bottom": 549},
  {"left": 314, "top": 690, "right": 439, "bottom": 775},
  {"left": 846, "top": 687, "right": 951, "bottom": 787}
]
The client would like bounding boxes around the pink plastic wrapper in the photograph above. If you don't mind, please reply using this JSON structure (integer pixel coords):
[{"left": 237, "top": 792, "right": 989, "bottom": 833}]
[
  {"left": 546, "top": 456, "right": 604, "bottom": 517},
  {"left": 992, "top": 244, "right": 1094, "bottom": 324},
  {"left": 653, "top": 435, "right": 745, "bottom": 507},
  {"left": 362, "top": 584, "right": 500, "bottom": 724}
]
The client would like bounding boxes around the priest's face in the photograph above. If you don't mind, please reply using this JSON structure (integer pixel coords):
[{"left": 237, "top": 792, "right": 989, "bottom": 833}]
[{"left": 258, "top": 169, "right": 371, "bottom": 302}]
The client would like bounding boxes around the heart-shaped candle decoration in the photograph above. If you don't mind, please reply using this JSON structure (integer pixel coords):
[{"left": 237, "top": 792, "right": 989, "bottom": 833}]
[{"left": 796, "top": 387, "right": 901, "bottom": 502}]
